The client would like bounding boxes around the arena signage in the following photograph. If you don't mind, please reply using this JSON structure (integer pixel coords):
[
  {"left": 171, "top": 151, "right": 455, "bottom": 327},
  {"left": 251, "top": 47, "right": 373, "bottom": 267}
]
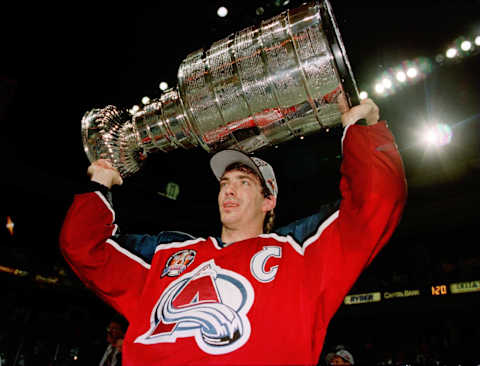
[
  {"left": 383, "top": 289, "right": 420, "bottom": 299},
  {"left": 431, "top": 284, "right": 448, "bottom": 295},
  {"left": 450, "top": 280, "right": 480, "bottom": 294},
  {"left": 344, "top": 292, "right": 381, "bottom": 305}
]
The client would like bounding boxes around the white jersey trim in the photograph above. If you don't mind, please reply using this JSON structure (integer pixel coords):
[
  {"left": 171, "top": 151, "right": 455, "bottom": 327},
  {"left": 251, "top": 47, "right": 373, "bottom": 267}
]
[
  {"left": 259, "top": 210, "right": 339, "bottom": 256},
  {"left": 93, "top": 191, "right": 150, "bottom": 269},
  {"left": 341, "top": 124, "right": 352, "bottom": 156},
  {"left": 106, "top": 239, "right": 151, "bottom": 269},
  {"left": 94, "top": 191, "right": 118, "bottom": 236},
  {"left": 94, "top": 191, "right": 114, "bottom": 221},
  {"left": 211, "top": 237, "right": 222, "bottom": 250},
  {"left": 154, "top": 237, "right": 207, "bottom": 253}
]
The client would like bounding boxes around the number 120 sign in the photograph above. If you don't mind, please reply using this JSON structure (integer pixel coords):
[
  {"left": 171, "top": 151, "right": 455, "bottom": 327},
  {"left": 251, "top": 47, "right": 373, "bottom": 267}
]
[{"left": 431, "top": 285, "right": 447, "bottom": 295}]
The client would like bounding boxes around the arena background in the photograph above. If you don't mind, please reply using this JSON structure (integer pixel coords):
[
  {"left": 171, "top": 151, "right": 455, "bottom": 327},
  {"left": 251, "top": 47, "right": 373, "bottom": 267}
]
[{"left": 1, "top": 1, "right": 479, "bottom": 364}]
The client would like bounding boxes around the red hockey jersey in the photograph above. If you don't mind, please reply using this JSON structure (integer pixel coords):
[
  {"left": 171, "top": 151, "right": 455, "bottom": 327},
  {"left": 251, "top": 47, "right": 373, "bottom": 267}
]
[{"left": 60, "top": 122, "right": 407, "bottom": 365}]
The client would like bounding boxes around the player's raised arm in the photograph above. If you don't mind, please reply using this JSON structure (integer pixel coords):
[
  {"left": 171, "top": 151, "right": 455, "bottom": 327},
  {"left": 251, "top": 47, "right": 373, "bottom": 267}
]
[
  {"left": 303, "top": 99, "right": 407, "bottom": 324},
  {"left": 59, "top": 160, "right": 149, "bottom": 321}
]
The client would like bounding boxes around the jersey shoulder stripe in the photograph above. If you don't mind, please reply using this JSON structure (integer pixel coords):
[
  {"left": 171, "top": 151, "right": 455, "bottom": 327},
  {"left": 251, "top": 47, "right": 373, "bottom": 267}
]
[
  {"left": 261, "top": 209, "right": 339, "bottom": 256},
  {"left": 154, "top": 237, "right": 207, "bottom": 253},
  {"left": 273, "top": 200, "right": 340, "bottom": 245},
  {"left": 92, "top": 191, "right": 152, "bottom": 269}
]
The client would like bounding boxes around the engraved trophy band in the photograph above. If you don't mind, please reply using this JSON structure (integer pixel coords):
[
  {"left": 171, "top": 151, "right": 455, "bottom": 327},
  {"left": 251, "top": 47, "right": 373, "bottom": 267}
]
[{"left": 81, "top": 0, "right": 359, "bottom": 177}]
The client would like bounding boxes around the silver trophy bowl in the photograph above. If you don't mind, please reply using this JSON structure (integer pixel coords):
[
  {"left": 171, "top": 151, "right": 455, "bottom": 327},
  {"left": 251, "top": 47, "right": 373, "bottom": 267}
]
[{"left": 82, "top": 0, "right": 359, "bottom": 177}]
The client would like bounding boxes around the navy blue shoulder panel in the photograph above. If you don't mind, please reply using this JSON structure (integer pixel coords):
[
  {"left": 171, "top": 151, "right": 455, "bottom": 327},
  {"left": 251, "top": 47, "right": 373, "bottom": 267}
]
[
  {"left": 114, "top": 231, "right": 195, "bottom": 264},
  {"left": 274, "top": 200, "right": 340, "bottom": 246}
]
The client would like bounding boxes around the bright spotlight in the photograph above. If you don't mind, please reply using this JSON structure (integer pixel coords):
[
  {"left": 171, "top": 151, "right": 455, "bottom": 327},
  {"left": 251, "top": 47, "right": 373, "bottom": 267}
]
[
  {"left": 217, "top": 6, "right": 228, "bottom": 17},
  {"left": 422, "top": 124, "right": 453, "bottom": 147},
  {"left": 424, "top": 129, "right": 437, "bottom": 145},
  {"left": 375, "top": 83, "right": 385, "bottom": 94},
  {"left": 407, "top": 67, "right": 418, "bottom": 78},
  {"left": 382, "top": 78, "right": 392, "bottom": 89},
  {"left": 461, "top": 40, "right": 472, "bottom": 51},
  {"left": 475, "top": 35, "right": 480, "bottom": 46},
  {"left": 446, "top": 47, "right": 457, "bottom": 58},
  {"left": 159, "top": 81, "right": 168, "bottom": 91},
  {"left": 142, "top": 96, "right": 150, "bottom": 105},
  {"left": 396, "top": 71, "right": 407, "bottom": 82},
  {"left": 359, "top": 91, "right": 368, "bottom": 100}
]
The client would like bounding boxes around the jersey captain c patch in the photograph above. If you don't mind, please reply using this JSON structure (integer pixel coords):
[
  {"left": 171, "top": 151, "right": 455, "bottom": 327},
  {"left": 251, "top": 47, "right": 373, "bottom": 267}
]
[
  {"left": 250, "top": 246, "right": 282, "bottom": 283},
  {"left": 136, "top": 260, "right": 254, "bottom": 355}
]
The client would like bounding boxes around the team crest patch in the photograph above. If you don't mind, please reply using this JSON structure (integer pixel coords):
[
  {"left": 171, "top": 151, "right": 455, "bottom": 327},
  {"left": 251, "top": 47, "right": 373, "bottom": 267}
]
[
  {"left": 161, "top": 250, "right": 196, "bottom": 277},
  {"left": 135, "top": 259, "right": 254, "bottom": 355}
]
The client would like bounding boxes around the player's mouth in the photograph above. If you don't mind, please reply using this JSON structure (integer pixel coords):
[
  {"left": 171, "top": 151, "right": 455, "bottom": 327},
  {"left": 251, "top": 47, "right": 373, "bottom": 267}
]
[{"left": 222, "top": 200, "right": 240, "bottom": 209}]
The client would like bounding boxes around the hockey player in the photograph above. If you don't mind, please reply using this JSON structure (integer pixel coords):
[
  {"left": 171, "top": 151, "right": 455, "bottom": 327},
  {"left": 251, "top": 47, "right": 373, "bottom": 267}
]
[{"left": 60, "top": 98, "right": 407, "bottom": 365}]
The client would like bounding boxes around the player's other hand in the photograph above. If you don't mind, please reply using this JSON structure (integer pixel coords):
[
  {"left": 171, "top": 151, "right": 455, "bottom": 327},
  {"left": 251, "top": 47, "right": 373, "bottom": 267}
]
[
  {"left": 341, "top": 98, "right": 380, "bottom": 128},
  {"left": 87, "top": 159, "right": 123, "bottom": 189}
]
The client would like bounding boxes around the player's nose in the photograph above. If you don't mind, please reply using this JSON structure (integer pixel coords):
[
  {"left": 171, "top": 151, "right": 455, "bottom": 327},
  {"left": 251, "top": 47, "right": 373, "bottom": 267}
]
[{"left": 223, "top": 183, "right": 236, "bottom": 197}]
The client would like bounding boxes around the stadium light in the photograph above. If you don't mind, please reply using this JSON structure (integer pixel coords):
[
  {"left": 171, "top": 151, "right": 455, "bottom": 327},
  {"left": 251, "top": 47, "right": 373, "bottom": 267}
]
[
  {"left": 446, "top": 47, "right": 458, "bottom": 58},
  {"left": 475, "top": 35, "right": 480, "bottom": 46},
  {"left": 159, "top": 81, "right": 169, "bottom": 91},
  {"left": 407, "top": 67, "right": 418, "bottom": 79},
  {"left": 375, "top": 83, "right": 385, "bottom": 94},
  {"left": 382, "top": 78, "right": 392, "bottom": 89},
  {"left": 396, "top": 71, "right": 407, "bottom": 82},
  {"left": 217, "top": 6, "right": 228, "bottom": 17},
  {"left": 6, "top": 216, "right": 14, "bottom": 236},
  {"left": 422, "top": 124, "right": 453, "bottom": 147},
  {"left": 130, "top": 105, "right": 140, "bottom": 115},
  {"left": 461, "top": 40, "right": 472, "bottom": 51}
]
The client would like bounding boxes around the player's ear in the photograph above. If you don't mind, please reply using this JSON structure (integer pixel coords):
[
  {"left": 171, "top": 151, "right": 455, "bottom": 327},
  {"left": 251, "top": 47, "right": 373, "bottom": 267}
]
[{"left": 262, "top": 195, "right": 276, "bottom": 213}]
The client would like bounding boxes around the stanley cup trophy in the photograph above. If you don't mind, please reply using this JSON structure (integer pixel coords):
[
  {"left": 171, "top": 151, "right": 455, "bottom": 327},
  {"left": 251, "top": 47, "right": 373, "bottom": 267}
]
[{"left": 82, "top": 0, "right": 359, "bottom": 177}]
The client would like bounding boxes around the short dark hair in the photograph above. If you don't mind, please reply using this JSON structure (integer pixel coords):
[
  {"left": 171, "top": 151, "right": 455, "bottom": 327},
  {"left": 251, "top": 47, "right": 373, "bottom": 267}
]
[
  {"left": 223, "top": 162, "right": 275, "bottom": 233},
  {"left": 109, "top": 314, "right": 128, "bottom": 333}
]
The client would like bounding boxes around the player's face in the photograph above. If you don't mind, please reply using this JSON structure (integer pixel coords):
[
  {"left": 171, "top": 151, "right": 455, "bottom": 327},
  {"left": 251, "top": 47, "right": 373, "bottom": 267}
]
[
  {"left": 218, "top": 169, "right": 269, "bottom": 231},
  {"left": 106, "top": 321, "right": 124, "bottom": 344}
]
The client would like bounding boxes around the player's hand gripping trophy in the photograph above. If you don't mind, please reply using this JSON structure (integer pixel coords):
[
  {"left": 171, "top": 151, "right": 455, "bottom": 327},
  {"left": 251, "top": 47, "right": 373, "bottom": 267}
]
[{"left": 82, "top": 0, "right": 360, "bottom": 184}]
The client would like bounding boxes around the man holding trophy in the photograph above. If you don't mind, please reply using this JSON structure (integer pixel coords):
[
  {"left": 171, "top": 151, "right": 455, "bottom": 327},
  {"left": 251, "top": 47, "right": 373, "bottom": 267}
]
[{"left": 60, "top": 1, "right": 407, "bottom": 364}]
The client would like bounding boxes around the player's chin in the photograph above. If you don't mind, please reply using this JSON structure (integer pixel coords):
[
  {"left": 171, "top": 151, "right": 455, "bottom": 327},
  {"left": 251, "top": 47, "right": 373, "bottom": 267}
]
[{"left": 220, "top": 211, "right": 240, "bottom": 226}]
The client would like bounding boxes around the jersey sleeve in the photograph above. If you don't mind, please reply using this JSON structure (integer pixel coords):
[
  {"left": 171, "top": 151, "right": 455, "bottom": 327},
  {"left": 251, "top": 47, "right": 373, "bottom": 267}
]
[
  {"left": 302, "top": 121, "right": 407, "bottom": 326},
  {"left": 59, "top": 190, "right": 151, "bottom": 322}
]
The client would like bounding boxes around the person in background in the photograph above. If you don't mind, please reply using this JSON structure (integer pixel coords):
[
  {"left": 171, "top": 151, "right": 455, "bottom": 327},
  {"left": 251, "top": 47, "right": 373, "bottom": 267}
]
[
  {"left": 99, "top": 316, "right": 126, "bottom": 366},
  {"left": 326, "top": 345, "right": 355, "bottom": 366}
]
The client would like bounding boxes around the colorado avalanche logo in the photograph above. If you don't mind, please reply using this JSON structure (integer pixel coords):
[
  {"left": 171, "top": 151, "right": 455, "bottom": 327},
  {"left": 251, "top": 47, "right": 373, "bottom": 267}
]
[{"left": 135, "top": 260, "right": 254, "bottom": 355}]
